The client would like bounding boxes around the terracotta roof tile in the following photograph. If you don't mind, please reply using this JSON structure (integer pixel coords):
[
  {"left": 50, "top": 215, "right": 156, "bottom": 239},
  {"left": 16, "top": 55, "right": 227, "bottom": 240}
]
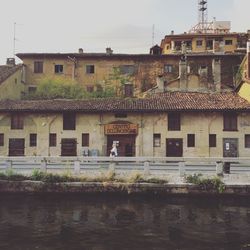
[
  {"left": 0, "top": 92, "right": 249, "bottom": 113},
  {"left": 0, "top": 65, "right": 22, "bottom": 84}
]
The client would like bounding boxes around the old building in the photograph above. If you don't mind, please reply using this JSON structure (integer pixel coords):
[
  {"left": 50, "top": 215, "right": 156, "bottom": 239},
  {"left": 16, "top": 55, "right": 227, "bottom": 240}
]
[
  {"left": 0, "top": 58, "right": 25, "bottom": 100},
  {"left": 16, "top": 50, "right": 244, "bottom": 95},
  {"left": 0, "top": 92, "right": 250, "bottom": 158}
]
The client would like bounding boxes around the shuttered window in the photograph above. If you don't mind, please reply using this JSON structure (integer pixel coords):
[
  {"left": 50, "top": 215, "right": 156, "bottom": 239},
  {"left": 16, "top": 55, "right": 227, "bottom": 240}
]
[{"left": 82, "top": 133, "right": 89, "bottom": 147}]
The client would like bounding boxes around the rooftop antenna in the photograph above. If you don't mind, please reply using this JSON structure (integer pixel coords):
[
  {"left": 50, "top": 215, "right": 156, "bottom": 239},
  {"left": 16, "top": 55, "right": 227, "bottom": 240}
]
[
  {"left": 13, "top": 22, "right": 16, "bottom": 58},
  {"left": 152, "top": 24, "right": 155, "bottom": 46},
  {"left": 198, "top": 0, "right": 208, "bottom": 32}
]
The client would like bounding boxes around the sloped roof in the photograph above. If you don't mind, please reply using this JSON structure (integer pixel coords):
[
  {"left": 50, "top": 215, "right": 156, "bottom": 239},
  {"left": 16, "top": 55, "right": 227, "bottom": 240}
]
[
  {"left": 0, "top": 65, "right": 22, "bottom": 84},
  {"left": 0, "top": 92, "right": 249, "bottom": 113}
]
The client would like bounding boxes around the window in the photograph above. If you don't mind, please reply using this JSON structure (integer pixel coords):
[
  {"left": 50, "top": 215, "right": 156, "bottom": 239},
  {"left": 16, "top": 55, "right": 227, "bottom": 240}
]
[
  {"left": 63, "top": 113, "right": 76, "bottom": 130},
  {"left": 223, "top": 113, "right": 237, "bottom": 131},
  {"left": 168, "top": 113, "right": 180, "bottom": 131},
  {"left": 124, "top": 84, "right": 133, "bottom": 97},
  {"left": 115, "top": 113, "right": 127, "bottom": 118},
  {"left": 49, "top": 133, "right": 57, "bottom": 147},
  {"left": 209, "top": 134, "right": 217, "bottom": 147},
  {"left": 164, "top": 64, "right": 173, "bottom": 73},
  {"left": 55, "top": 64, "right": 63, "bottom": 74},
  {"left": 34, "top": 61, "right": 43, "bottom": 73},
  {"left": 196, "top": 40, "right": 203, "bottom": 47},
  {"left": 11, "top": 114, "right": 24, "bottom": 129},
  {"left": 187, "top": 134, "right": 195, "bottom": 147},
  {"left": 86, "top": 65, "right": 95, "bottom": 74},
  {"left": 245, "top": 135, "right": 250, "bottom": 148},
  {"left": 28, "top": 86, "right": 37, "bottom": 94},
  {"left": 206, "top": 40, "right": 213, "bottom": 49},
  {"left": 29, "top": 134, "right": 37, "bottom": 147},
  {"left": 0, "top": 134, "right": 4, "bottom": 146},
  {"left": 82, "top": 133, "right": 89, "bottom": 147},
  {"left": 153, "top": 134, "right": 161, "bottom": 147},
  {"left": 119, "top": 65, "right": 135, "bottom": 75},
  {"left": 225, "top": 40, "right": 233, "bottom": 45}
]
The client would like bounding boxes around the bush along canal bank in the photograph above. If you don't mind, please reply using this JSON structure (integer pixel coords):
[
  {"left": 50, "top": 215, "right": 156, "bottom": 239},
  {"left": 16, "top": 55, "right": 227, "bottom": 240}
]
[{"left": 1, "top": 170, "right": 250, "bottom": 196}]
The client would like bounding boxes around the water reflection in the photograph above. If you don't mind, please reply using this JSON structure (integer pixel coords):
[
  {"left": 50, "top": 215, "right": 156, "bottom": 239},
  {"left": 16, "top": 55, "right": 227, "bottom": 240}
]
[{"left": 0, "top": 194, "right": 250, "bottom": 250}]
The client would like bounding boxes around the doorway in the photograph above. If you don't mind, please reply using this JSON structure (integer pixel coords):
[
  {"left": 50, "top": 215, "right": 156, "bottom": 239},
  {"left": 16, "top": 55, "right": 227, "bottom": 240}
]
[
  {"left": 107, "top": 135, "right": 136, "bottom": 156},
  {"left": 223, "top": 138, "right": 238, "bottom": 158},
  {"left": 61, "top": 138, "right": 77, "bottom": 156},
  {"left": 166, "top": 138, "right": 183, "bottom": 157}
]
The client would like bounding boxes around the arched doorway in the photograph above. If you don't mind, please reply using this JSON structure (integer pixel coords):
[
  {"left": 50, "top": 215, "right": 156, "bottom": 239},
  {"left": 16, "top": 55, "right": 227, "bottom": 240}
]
[{"left": 105, "top": 121, "right": 138, "bottom": 157}]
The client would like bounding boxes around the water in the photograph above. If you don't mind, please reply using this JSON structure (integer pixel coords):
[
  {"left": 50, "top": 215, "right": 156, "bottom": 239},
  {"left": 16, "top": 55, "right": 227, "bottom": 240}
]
[{"left": 0, "top": 194, "right": 250, "bottom": 250}]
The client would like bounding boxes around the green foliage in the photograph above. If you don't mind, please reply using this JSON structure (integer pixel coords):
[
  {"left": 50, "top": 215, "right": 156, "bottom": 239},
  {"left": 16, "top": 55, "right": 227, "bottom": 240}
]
[
  {"left": 186, "top": 174, "right": 225, "bottom": 193},
  {"left": 23, "top": 77, "right": 115, "bottom": 100},
  {"left": 0, "top": 171, "right": 26, "bottom": 181}
]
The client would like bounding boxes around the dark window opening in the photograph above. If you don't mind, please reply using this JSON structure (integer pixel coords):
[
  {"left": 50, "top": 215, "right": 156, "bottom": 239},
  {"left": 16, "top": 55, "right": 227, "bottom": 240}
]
[
  {"left": 245, "top": 135, "right": 250, "bottom": 148},
  {"left": 11, "top": 114, "right": 24, "bottom": 130},
  {"left": 86, "top": 65, "right": 95, "bottom": 74},
  {"left": 0, "top": 134, "right": 4, "bottom": 146},
  {"left": 115, "top": 113, "right": 127, "bottom": 118},
  {"left": 28, "top": 86, "right": 37, "bottom": 94},
  {"left": 168, "top": 113, "right": 180, "bottom": 131},
  {"left": 209, "top": 134, "right": 217, "bottom": 147},
  {"left": 63, "top": 113, "right": 76, "bottom": 130},
  {"left": 29, "top": 134, "right": 37, "bottom": 147},
  {"left": 164, "top": 64, "right": 173, "bottom": 73},
  {"left": 34, "top": 61, "right": 43, "bottom": 73},
  {"left": 153, "top": 134, "right": 161, "bottom": 147},
  {"left": 55, "top": 64, "right": 64, "bottom": 74},
  {"left": 82, "top": 133, "right": 89, "bottom": 147},
  {"left": 187, "top": 134, "right": 195, "bottom": 147},
  {"left": 225, "top": 40, "right": 233, "bottom": 45},
  {"left": 196, "top": 40, "right": 203, "bottom": 47},
  {"left": 223, "top": 113, "right": 237, "bottom": 131},
  {"left": 49, "top": 133, "right": 57, "bottom": 147}
]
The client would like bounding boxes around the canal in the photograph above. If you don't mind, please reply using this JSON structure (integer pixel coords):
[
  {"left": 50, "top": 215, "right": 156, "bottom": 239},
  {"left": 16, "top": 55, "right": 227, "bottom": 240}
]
[{"left": 0, "top": 194, "right": 250, "bottom": 250}]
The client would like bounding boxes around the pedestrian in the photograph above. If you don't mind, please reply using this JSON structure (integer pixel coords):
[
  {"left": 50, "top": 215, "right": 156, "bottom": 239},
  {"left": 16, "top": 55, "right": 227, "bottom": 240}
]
[{"left": 110, "top": 143, "right": 118, "bottom": 157}]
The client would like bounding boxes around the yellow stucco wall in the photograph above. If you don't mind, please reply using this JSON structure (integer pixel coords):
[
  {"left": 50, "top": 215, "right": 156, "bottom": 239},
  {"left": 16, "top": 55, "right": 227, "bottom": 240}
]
[
  {"left": 238, "top": 82, "right": 250, "bottom": 102},
  {"left": 0, "top": 69, "right": 24, "bottom": 100},
  {"left": 0, "top": 111, "right": 250, "bottom": 157}
]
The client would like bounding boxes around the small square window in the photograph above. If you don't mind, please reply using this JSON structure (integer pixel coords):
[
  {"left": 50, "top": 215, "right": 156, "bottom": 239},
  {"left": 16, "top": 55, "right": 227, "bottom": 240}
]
[
  {"left": 153, "top": 134, "right": 161, "bottom": 147},
  {"left": 209, "top": 134, "right": 216, "bottom": 147},
  {"left": 164, "top": 64, "right": 173, "bottom": 73},
  {"left": 196, "top": 40, "right": 203, "bottom": 47},
  {"left": 55, "top": 64, "right": 64, "bottom": 74},
  {"left": 86, "top": 65, "right": 95, "bottom": 74},
  {"left": 187, "top": 134, "right": 195, "bottom": 147},
  {"left": 115, "top": 113, "right": 127, "bottom": 118},
  {"left": 11, "top": 114, "right": 24, "bottom": 130},
  {"left": 225, "top": 40, "right": 233, "bottom": 45},
  {"left": 245, "top": 135, "right": 250, "bottom": 148},
  {"left": 49, "top": 133, "right": 57, "bottom": 147},
  {"left": 30, "top": 134, "right": 37, "bottom": 147}
]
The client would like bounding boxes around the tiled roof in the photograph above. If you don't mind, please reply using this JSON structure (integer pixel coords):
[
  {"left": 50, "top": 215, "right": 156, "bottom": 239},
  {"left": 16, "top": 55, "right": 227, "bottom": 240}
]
[
  {"left": 0, "top": 65, "right": 22, "bottom": 84},
  {"left": 0, "top": 92, "right": 249, "bottom": 113}
]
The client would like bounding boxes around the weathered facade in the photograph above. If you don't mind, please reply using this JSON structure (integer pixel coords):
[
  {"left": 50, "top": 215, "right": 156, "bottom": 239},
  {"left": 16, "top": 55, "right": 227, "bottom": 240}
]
[
  {"left": 0, "top": 59, "right": 25, "bottom": 100},
  {"left": 1, "top": 92, "right": 250, "bottom": 158},
  {"left": 16, "top": 51, "right": 244, "bottom": 95}
]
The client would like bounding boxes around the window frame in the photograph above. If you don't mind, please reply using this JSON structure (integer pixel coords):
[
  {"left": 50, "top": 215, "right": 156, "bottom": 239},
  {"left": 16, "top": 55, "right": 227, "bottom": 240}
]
[
  {"left": 225, "top": 39, "right": 233, "bottom": 46},
  {"left": 223, "top": 113, "right": 238, "bottom": 131},
  {"left": 245, "top": 134, "right": 250, "bottom": 148},
  {"left": 196, "top": 40, "right": 203, "bottom": 47},
  {"left": 209, "top": 134, "right": 217, "bottom": 148},
  {"left": 86, "top": 65, "right": 95, "bottom": 74},
  {"left": 187, "top": 134, "right": 195, "bottom": 147},
  {"left": 29, "top": 133, "right": 37, "bottom": 147},
  {"left": 34, "top": 61, "right": 43, "bottom": 73},
  {"left": 11, "top": 113, "right": 24, "bottom": 130},
  {"left": 168, "top": 113, "right": 181, "bottom": 131},
  {"left": 63, "top": 113, "right": 76, "bottom": 130},
  {"left": 0, "top": 133, "right": 4, "bottom": 146},
  {"left": 82, "top": 133, "right": 89, "bottom": 147},
  {"left": 49, "top": 133, "right": 57, "bottom": 147},
  {"left": 153, "top": 133, "right": 161, "bottom": 147},
  {"left": 164, "top": 64, "right": 173, "bottom": 73},
  {"left": 54, "top": 64, "right": 64, "bottom": 74}
]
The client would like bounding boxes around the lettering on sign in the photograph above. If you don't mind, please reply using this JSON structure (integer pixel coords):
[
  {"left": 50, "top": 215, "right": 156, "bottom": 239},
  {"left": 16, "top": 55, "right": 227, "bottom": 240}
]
[{"left": 105, "top": 124, "right": 138, "bottom": 135}]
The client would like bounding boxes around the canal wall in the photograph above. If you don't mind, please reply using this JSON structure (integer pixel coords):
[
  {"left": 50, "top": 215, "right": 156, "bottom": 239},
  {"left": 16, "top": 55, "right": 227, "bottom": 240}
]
[{"left": 1, "top": 180, "right": 250, "bottom": 196}]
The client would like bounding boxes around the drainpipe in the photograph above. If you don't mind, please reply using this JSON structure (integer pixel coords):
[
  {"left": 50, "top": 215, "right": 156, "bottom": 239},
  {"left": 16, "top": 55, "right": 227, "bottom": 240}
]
[{"left": 68, "top": 56, "right": 77, "bottom": 80}]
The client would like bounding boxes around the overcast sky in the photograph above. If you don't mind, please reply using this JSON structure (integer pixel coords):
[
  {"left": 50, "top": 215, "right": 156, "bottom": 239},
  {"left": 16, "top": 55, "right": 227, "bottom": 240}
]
[{"left": 0, "top": 0, "right": 249, "bottom": 64}]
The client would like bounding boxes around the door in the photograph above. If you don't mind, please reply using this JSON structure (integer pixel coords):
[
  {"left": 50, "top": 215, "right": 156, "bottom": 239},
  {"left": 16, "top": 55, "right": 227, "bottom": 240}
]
[
  {"left": 223, "top": 138, "right": 238, "bottom": 157},
  {"left": 166, "top": 139, "right": 183, "bottom": 157},
  {"left": 107, "top": 135, "right": 136, "bottom": 156},
  {"left": 9, "top": 138, "right": 25, "bottom": 156},
  {"left": 61, "top": 139, "right": 77, "bottom": 156}
]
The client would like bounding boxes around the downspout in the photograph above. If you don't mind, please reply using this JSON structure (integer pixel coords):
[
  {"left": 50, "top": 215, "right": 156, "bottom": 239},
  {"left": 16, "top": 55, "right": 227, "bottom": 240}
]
[{"left": 68, "top": 56, "right": 77, "bottom": 80}]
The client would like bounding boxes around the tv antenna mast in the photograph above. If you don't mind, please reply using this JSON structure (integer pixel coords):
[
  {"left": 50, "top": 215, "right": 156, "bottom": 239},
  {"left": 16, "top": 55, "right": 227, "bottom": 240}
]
[{"left": 13, "top": 22, "right": 17, "bottom": 58}]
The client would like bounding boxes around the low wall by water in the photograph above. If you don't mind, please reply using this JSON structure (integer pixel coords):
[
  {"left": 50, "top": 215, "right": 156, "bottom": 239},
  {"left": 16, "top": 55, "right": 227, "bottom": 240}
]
[{"left": 1, "top": 180, "right": 250, "bottom": 196}]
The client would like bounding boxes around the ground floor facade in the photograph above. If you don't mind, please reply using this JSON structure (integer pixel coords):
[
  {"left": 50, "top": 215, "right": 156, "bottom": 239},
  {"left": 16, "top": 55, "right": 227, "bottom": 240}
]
[{"left": 0, "top": 110, "right": 250, "bottom": 158}]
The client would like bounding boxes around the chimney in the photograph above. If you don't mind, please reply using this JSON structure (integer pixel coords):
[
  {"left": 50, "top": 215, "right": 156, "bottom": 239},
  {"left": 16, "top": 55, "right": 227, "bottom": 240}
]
[
  {"left": 171, "top": 30, "right": 174, "bottom": 35},
  {"left": 212, "top": 58, "right": 221, "bottom": 92},
  {"left": 179, "top": 56, "right": 188, "bottom": 90},
  {"left": 78, "top": 48, "right": 83, "bottom": 54},
  {"left": 156, "top": 75, "right": 164, "bottom": 92},
  {"left": 106, "top": 47, "right": 113, "bottom": 55},
  {"left": 6, "top": 58, "right": 15, "bottom": 66}
]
